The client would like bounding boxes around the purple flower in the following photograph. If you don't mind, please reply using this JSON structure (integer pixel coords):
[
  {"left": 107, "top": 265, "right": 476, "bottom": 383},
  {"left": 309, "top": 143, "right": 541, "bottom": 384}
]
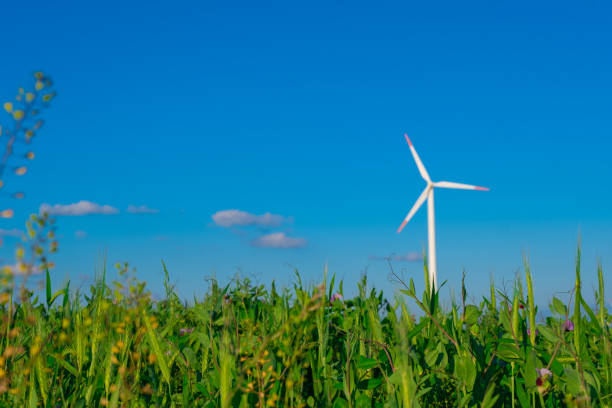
[
  {"left": 536, "top": 367, "right": 552, "bottom": 394},
  {"left": 562, "top": 320, "right": 574, "bottom": 331},
  {"left": 536, "top": 368, "right": 552, "bottom": 378},
  {"left": 330, "top": 293, "right": 343, "bottom": 303},
  {"left": 179, "top": 327, "right": 194, "bottom": 336},
  {"left": 527, "top": 328, "right": 539, "bottom": 336}
]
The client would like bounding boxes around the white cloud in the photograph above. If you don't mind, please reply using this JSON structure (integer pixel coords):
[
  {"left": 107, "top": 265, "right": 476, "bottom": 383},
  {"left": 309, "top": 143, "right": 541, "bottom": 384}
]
[
  {"left": 2, "top": 263, "right": 43, "bottom": 275},
  {"left": 0, "top": 228, "right": 24, "bottom": 238},
  {"left": 75, "top": 230, "right": 87, "bottom": 239},
  {"left": 369, "top": 252, "right": 423, "bottom": 262},
  {"left": 251, "top": 232, "right": 307, "bottom": 248},
  {"left": 39, "top": 200, "right": 119, "bottom": 216},
  {"left": 127, "top": 205, "right": 159, "bottom": 214},
  {"left": 212, "top": 209, "right": 288, "bottom": 228}
]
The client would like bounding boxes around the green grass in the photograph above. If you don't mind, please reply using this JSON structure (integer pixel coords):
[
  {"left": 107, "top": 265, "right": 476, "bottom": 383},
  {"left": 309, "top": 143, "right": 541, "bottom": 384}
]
[{"left": 0, "top": 247, "right": 610, "bottom": 407}]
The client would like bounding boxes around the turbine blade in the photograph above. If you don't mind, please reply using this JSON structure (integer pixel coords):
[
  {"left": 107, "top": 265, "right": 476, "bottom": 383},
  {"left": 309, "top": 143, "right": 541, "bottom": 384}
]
[
  {"left": 404, "top": 134, "right": 431, "bottom": 182},
  {"left": 397, "top": 186, "right": 430, "bottom": 233},
  {"left": 434, "top": 181, "right": 490, "bottom": 191}
]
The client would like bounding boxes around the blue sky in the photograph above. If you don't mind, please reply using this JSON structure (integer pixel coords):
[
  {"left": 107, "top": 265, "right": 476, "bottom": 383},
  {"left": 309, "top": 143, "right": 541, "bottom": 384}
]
[{"left": 0, "top": 1, "right": 610, "bottom": 306}]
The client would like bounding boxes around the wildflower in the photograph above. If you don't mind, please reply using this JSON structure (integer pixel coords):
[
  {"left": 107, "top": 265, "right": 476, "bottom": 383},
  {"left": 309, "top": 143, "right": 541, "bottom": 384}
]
[
  {"left": 110, "top": 355, "right": 119, "bottom": 365},
  {"left": 330, "top": 293, "right": 343, "bottom": 303},
  {"left": 179, "top": 327, "right": 194, "bottom": 336},
  {"left": 562, "top": 320, "right": 574, "bottom": 331},
  {"left": 526, "top": 328, "right": 539, "bottom": 336},
  {"left": 61, "top": 318, "right": 70, "bottom": 329},
  {"left": 100, "top": 397, "right": 109, "bottom": 406},
  {"left": 223, "top": 294, "right": 231, "bottom": 304},
  {"left": 535, "top": 367, "right": 552, "bottom": 394},
  {"left": 148, "top": 353, "right": 156, "bottom": 364},
  {"left": 110, "top": 384, "right": 118, "bottom": 393}
]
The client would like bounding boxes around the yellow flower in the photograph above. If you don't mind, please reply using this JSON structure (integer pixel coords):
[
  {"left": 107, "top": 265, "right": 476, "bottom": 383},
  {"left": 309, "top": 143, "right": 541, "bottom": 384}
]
[
  {"left": 116, "top": 340, "right": 125, "bottom": 349},
  {"left": 111, "top": 346, "right": 119, "bottom": 354},
  {"left": 109, "top": 384, "right": 118, "bottom": 393},
  {"left": 25, "top": 93, "right": 35, "bottom": 102},
  {"left": 35, "top": 81, "right": 44, "bottom": 91},
  {"left": 59, "top": 332, "right": 68, "bottom": 342},
  {"left": 30, "top": 344, "right": 40, "bottom": 356},
  {"left": 12, "top": 110, "right": 24, "bottom": 121},
  {"left": 0, "top": 368, "right": 5, "bottom": 378},
  {"left": 111, "top": 355, "right": 119, "bottom": 365},
  {"left": 61, "top": 318, "right": 70, "bottom": 329},
  {"left": 148, "top": 353, "right": 156, "bottom": 364},
  {"left": 0, "top": 293, "right": 10, "bottom": 305},
  {"left": 3, "top": 102, "right": 12, "bottom": 113},
  {"left": 100, "top": 397, "right": 108, "bottom": 406}
]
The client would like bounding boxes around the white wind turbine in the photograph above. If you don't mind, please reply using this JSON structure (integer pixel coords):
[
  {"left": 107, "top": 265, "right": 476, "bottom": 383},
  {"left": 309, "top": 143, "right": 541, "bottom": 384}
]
[{"left": 397, "top": 134, "right": 489, "bottom": 293}]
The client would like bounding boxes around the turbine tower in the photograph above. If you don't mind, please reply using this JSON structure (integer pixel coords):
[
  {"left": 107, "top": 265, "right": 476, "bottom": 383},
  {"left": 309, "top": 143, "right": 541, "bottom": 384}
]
[{"left": 397, "top": 134, "right": 489, "bottom": 293}]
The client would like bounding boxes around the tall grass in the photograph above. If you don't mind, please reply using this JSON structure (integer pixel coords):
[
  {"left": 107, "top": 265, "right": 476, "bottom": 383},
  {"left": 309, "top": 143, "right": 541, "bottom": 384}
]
[{"left": 0, "top": 247, "right": 610, "bottom": 407}]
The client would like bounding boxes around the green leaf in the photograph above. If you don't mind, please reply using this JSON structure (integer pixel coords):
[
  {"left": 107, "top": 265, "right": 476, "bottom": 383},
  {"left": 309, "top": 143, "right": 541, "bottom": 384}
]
[
  {"left": 522, "top": 351, "right": 537, "bottom": 392},
  {"left": 464, "top": 304, "right": 481, "bottom": 326},
  {"left": 496, "top": 342, "right": 521, "bottom": 362},
  {"left": 564, "top": 366, "right": 583, "bottom": 395},
  {"left": 537, "top": 325, "right": 558, "bottom": 343},
  {"left": 515, "top": 381, "right": 530, "bottom": 408},
  {"left": 46, "top": 269, "right": 52, "bottom": 307},
  {"left": 580, "top": 298, "right": 602, "bottom": 335},
  {"left": 333, "top": 398, "right": 349, "bottom": 408},
  {"left": 357, "top": 355, "right": 379, "bottom": 370},
  {"left": 357, "top": 377, "right": 383, "bottom": 390},
  {"left": 480, "top": 382, "right": 499, "bottom": 408},
  {"left": 551, "top": 297, "right": 567, "bottom": 317}
]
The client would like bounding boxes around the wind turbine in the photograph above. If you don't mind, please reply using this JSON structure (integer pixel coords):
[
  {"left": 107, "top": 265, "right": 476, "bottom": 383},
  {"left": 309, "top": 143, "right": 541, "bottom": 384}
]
[{"left": 397, "top": 134, "right": 489, "bottom": 293}]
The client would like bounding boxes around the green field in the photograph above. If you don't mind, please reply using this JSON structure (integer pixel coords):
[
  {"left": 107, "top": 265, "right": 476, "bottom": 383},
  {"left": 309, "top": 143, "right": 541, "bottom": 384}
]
[{"left": 0, "top": 246, "right": 609, "bottom": 408}]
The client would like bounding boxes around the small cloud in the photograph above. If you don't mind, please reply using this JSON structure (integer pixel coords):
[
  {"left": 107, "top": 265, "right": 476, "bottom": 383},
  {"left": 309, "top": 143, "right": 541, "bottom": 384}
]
[
  {"left": 0, "top": 228, "right": 25, "bottom": 238},
  {"left": 127, "top": 205, "right": 159, "bottom": 214},
  {"left": 1, "top": 263, "right": 43, "bottom": 275},
  {"left": 74, "top": 230, "right": 87, "bottom": 239},
  {"left": 251, "top": 232, "right": 307, "bottom": 249},
  {"left": 212, "top": 209, "right": 288, "bottom": 228},
  {"left": 39, "top": 200, "right": 119, "bottom": 216},
  {"left": 369, "top": 252, "right": 423, "bottom": 262}
]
